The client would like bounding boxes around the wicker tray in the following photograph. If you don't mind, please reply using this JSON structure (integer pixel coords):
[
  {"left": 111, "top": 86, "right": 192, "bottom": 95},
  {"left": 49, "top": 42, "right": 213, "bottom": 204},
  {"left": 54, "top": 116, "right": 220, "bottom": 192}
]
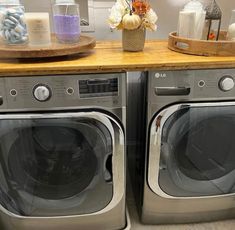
[
  {"left": 0, "top": 34, "right": 96, "bottom": 58},
  {"left": 168, "top": 31, "right": 235, "bottom": 56}
]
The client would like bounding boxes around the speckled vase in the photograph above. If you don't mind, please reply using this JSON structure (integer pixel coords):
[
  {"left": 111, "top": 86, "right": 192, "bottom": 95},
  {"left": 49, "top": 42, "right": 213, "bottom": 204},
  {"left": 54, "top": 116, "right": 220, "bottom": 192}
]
[{"left": 122, "top": 27, "right": 146, "bottom": 52}]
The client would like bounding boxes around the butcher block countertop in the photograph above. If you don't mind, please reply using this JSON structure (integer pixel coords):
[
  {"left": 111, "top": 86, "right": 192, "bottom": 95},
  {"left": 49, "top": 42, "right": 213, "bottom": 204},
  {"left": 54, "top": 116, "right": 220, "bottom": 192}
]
[{"left": 1, "top": 40, "right": 235, "bottom": 76}]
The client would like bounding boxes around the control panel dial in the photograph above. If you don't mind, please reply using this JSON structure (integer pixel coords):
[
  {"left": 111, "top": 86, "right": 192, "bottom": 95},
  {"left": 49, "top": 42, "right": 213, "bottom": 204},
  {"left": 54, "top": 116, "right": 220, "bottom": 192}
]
[
  {"left": 219, "top": 76, "right": 235, "bottom": 92},
  {"left": 33, "top": 85, "right": 51, "bottom": 102}
]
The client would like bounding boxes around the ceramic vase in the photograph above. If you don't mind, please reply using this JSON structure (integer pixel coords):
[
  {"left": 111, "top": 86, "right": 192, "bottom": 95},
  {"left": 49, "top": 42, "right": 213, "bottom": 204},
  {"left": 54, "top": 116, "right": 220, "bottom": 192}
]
[{"left": 122, "top": 27, "right": 146, "bottom": 52}]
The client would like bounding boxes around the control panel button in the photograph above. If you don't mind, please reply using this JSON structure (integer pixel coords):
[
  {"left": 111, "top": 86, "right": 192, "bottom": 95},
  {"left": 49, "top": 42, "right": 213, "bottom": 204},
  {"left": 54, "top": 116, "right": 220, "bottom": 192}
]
[
  {"left": 66, "top": 87, "right": 74, "bottom": 95},
  {"left": 219, "top": 76, "right": 235, "bottom": 92},
  {"left": 33, "top": 85, "right": 51, "bottom": 102},
  {"left": 10, "top": 89, "right": 17, "bottom": 96},
  {"left": 198, "top": 80, "right": 205, "bottom": 88}
]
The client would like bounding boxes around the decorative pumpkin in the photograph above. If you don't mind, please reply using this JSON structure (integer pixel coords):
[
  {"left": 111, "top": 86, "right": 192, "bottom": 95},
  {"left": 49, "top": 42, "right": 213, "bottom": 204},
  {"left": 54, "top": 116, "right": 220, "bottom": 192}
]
[{"left": 122, "top": 13, "right": 141, "bottom": 30}]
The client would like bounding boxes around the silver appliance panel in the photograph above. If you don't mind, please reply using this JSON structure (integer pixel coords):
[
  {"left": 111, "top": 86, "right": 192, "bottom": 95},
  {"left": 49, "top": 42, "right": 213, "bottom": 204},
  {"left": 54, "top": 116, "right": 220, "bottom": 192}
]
[
  {"left": 0, "top": 73, "right": 126, "bottom": 112},
  {"left": 148, "top": 69, "right": 235, "bottom": 113}
]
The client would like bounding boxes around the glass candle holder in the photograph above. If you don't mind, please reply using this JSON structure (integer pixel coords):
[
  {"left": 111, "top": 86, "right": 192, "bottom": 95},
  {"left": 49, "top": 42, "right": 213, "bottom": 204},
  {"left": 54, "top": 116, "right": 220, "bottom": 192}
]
[
  {"left": 204, "top": 0, "right": 222, "bottom": 41},
  {"left": 227, "top": 10, "right": 235, "bottom": 41},
  {"left": 52, "top": 0, "right": 81, "bottom": 44}
]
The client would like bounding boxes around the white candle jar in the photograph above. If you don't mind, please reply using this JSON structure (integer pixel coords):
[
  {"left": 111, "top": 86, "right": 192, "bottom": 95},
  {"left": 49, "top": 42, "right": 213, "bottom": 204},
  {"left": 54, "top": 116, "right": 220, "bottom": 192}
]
[
  {"left": 0, "top": 0, "right": 28, "bottom": 45},
  {"left": 228, "top": 10, "right": 235, "bottom": 41},
  {"left": 25, "top": 13, "right": 51, "bottom": 46}
]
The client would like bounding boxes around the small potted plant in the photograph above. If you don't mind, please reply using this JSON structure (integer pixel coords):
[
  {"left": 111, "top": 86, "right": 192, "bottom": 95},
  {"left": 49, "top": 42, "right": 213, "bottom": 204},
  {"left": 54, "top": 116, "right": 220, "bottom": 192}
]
[{"left": 108, "top": 0, "right": 158, "bottom": 51}]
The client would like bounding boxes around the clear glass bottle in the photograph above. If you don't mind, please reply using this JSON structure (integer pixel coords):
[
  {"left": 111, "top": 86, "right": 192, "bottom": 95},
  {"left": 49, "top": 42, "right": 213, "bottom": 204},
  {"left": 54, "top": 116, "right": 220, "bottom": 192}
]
[
  {"left": 227, "top": 10, "right": 235, "bottom": 41},
  {"left": 52, "top": 0, "right": 81, "bottom": 43},
  {"left": 0, "top": 0, "right": 28, "bottom": 45}
]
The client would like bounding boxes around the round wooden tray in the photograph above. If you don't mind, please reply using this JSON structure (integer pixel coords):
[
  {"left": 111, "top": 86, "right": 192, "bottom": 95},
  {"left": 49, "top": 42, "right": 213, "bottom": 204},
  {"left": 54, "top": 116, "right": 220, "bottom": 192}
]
[
  {"left": 168, "top": 31, "right": 235, "bottom": 57},
  {"left": 0, "top": 34, "right": 96, "bottom": 58}
]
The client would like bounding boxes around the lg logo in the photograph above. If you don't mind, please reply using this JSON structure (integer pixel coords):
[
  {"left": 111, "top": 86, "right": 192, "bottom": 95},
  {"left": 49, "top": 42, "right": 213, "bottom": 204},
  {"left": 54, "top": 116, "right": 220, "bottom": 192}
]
[{"left": 155, "top": 73, "right": 167, "bottom": 78}]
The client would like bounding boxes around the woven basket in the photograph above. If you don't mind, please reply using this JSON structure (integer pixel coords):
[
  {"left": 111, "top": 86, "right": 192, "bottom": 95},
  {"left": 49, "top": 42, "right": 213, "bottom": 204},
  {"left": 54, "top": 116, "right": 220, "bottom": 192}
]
[{"left": 122, "top": 28, "right": 146, "bottom": 52}]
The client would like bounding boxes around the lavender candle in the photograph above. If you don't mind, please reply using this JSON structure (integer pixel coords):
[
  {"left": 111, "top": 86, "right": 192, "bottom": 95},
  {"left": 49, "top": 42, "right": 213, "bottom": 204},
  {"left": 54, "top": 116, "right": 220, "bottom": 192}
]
[{"left": 54, "top": 14, "right": 80, "bottom": 43}]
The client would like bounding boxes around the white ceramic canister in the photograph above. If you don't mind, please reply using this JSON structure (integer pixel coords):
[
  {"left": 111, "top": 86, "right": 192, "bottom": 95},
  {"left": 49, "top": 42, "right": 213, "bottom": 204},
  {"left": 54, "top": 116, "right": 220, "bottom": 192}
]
[
  {"left": 178, "top": 11, "right": 196, "bottom": 39},
  {"left": 178, "top": 0, "right": 206, "bottom": 40}
]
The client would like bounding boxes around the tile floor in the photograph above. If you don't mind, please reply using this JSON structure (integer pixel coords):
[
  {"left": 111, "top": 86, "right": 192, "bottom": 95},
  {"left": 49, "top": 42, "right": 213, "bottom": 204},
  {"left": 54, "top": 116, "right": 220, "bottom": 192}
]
[
  {"left": 127, "top": 197, "right": 235, "bottom": 230},
  {"left": 126, "top": 175, "right": 235, "bottom": 230}
]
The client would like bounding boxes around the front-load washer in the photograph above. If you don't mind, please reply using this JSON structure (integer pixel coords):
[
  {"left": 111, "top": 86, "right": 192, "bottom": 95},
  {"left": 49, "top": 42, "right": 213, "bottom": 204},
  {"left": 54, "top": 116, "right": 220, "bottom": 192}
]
[
  {"left": 0, "top": 73, "right": 126, "bottom": 230},
  {"left": 141, "top": 69, "right": 235, "bottom": 224}
]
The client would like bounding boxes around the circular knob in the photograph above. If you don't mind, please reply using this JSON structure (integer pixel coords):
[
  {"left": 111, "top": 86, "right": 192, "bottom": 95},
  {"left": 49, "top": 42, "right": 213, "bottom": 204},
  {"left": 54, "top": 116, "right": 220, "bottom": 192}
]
[
  {"left": 219, "top": 76, "right": 235, "bottom": 92},
  {"left": 33, "top": 85, "right": 51, "bottom": 102}
]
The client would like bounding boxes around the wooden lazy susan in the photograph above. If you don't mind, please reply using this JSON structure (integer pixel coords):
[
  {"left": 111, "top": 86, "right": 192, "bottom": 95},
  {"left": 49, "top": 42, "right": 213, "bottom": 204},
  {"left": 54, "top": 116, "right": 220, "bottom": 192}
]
[
  {"left": 0, "top": 35, "right": 96, "bottom": 58},
  {"left": 168, "top": 31, "right": 235, "bottom": 57}
]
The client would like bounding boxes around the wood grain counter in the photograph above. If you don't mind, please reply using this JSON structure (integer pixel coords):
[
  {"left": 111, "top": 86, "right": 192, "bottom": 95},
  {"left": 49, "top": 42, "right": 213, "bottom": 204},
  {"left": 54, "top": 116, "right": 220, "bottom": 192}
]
[{"left": 1, "top": 40, "right": 235, "bottom": 76}]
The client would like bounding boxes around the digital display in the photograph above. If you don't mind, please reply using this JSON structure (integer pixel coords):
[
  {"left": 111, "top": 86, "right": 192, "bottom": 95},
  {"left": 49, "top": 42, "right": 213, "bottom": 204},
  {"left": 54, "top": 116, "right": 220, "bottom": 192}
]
[{"left": 79, "top": 78, "right": 118, "bottom": 98}]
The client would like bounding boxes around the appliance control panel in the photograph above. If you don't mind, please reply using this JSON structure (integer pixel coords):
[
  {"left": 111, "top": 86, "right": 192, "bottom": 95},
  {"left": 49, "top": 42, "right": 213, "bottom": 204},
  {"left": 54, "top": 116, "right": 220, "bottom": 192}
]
[
  {"left": 0, "top": 73, "right": 126, "bottom": 111},
  {"left": 149, "top": 69, "right": 235, "bottom": 103}
]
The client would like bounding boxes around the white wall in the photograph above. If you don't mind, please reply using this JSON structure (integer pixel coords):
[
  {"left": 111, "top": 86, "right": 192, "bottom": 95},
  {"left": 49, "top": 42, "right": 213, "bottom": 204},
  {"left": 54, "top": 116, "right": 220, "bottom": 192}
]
[
  {"left": 149, "top": 0, "right": 235, "bottom": 39},
  {"left": 22, "top": 0, "right": 235, "bottom": 40}
]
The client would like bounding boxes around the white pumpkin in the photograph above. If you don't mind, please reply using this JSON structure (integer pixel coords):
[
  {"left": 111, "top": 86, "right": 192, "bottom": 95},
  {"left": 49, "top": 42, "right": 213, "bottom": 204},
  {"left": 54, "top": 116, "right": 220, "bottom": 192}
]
[{"left": 122, "top": 13, "right": 141, "bottom": 30}]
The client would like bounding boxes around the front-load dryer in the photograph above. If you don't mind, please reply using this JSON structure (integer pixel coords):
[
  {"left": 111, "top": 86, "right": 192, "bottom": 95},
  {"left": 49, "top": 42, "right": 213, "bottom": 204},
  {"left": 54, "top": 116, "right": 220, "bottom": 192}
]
[
  {"left": 0, "top": 73, "right": 126, "bottom": 230},
  {"left": 142, "top": 69, "right": 235, "bottom": 224}
]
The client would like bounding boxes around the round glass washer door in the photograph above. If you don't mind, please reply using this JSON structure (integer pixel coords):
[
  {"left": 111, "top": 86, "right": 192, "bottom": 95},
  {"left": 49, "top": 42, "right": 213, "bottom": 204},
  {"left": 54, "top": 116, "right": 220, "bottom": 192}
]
[
  {"left": 150, "top": 103, "right": 235, "bottom": 197},
  {"left": 9, "top": 125, "right": 98, "bottom": 200},
  {"left": 0, "top": 113, "right": 118, "bottom": 217}
]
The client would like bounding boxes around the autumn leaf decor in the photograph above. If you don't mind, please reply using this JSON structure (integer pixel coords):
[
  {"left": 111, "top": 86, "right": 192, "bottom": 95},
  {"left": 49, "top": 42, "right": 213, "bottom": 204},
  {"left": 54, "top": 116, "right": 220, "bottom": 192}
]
[
  {"left": 108, "top": 0, "right": 158, "bottom": 51},
  {"left": 132, "top": 0, "right": 150, "bottom": 16}
]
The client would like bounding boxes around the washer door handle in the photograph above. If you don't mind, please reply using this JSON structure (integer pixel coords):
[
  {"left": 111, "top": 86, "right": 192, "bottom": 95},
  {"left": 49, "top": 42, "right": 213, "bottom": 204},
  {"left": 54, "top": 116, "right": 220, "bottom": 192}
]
[
  {"left": 104, "top": 154, "right": 113, "bottom": 183},
  {"left": 155, "top": 87, "right": 191, "bottom": 96}
]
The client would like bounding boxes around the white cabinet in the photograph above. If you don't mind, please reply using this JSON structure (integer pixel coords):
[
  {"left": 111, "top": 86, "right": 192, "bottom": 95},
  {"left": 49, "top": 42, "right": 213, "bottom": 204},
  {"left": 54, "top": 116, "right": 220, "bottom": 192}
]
[{"left": 76, "top": 0, "right": 95, "bottom": 32}]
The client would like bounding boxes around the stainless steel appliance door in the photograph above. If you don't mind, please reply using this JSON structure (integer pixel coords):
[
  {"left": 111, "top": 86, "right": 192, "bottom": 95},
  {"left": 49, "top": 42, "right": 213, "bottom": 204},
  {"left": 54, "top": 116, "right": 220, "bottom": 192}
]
[
  {"left": 0, "top": 112, "right": 124, "bottom": 217},
  {"left": 148, "top": 102, "right": 235, "bottom": 198}
]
